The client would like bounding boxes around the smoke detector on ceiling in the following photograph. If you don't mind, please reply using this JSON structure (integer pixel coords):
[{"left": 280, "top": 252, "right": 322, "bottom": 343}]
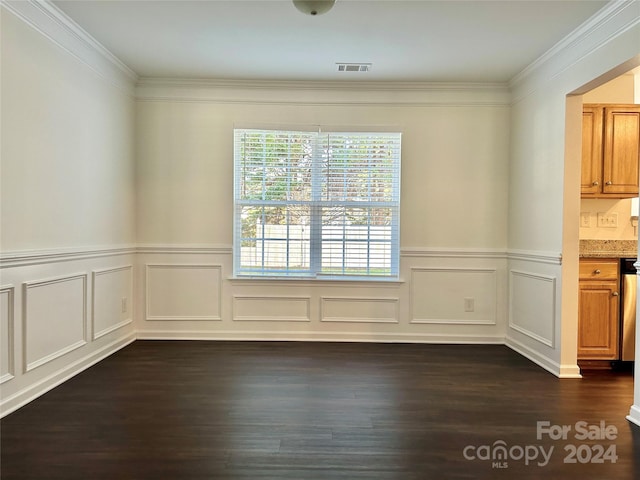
[{"left": 336, "top": 63, "right": 372, "bottom": 73}]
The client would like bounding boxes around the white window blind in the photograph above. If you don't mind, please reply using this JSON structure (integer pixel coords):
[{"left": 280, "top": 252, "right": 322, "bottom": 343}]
[{"left": 234, "top": 128, "right": 401, "bottom": 278}]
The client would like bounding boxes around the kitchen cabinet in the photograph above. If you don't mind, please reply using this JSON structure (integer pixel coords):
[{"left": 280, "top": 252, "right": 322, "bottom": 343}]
[
  {"left": 581, "top": 104, "right": 640, "bottom": 198},
  {"left": 578, "top": 258, "right": 620, "bottom": 360}
]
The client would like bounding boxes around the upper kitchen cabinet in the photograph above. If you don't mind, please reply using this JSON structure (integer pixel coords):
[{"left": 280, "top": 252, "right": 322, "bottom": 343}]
[
  {"left": 581, "top": 106, "right": 604, "bottom": 195},
  {"left": 581, "top": 104, "right": 640, "bottom": 198}
]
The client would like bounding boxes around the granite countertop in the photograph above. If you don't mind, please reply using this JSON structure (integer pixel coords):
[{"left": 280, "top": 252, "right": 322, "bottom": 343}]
[{"left": 579, "top": 240, "right": 638, "bottom": 258}]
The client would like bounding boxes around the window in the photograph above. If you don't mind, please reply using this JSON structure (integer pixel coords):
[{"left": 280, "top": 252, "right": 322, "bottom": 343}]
[{"left": 234, "top": 128, "right": 401, "bottom": 279}]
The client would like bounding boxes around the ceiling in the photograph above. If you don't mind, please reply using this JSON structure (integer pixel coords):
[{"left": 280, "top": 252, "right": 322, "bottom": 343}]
[{"left": 53, "top": 0, "right": 611, "bottom": 83}]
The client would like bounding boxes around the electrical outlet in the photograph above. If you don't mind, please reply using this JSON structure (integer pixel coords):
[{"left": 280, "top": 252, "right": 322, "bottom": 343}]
[
  {"left": 580, "top": 212, "right": 591, "bottom": 228},
  {"left": 121, "top": 297, "right": 128, "bottom": 314},
  {"left": 464, "top": 297, "right": 475, "bottom": 312},
  {"left": 597, "top": 212, "right": 618, "bottom": 228}
]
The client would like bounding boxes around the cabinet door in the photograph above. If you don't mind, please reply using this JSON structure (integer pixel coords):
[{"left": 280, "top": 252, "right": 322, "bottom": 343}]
[
  {"left": 602, "top": 106, "right": 640, "bottom": 196},
  {"left": 581, "top": 106, "right": 603, "bottom": 196},
  {"left": 577, "top": 281, "right": 619, "bottom": 360}
]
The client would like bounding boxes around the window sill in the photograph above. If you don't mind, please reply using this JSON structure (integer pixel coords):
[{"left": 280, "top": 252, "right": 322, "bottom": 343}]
[{"left": 229, "top": 276, "right": 404, "bottom": 287}]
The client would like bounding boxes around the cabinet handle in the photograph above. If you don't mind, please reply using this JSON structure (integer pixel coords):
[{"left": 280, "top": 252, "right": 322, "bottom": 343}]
[
  {"left": 592, "top": 181, "right": 599, "bottom": 186},
  {"left": 613, "top": 292, "right": 619, "bottom": 296},
  {"left": 594, "top": 269, "right": 601, "bottom": 274},
  {"left": 606, "top": 181, "right": 612, "bottom": 185}
]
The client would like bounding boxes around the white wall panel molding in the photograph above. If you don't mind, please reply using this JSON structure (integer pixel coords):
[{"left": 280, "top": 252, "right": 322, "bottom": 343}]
[
  {"left": 137, "top": 244, "right": 232, "bottom": 255},
  {"left": 410, "top": 268, "right": 498, "bottom": 325},
  {"left": 22, "top": 273, "right": 88, "bottom": 372},
  {"left": 0, "top": 332, "right": 135, "bottom": 418},
  {"left": 0, "top": 245, "right": 137, "bottom": 268},
  {"left": 0, "top": 245, "right": 229, "bottom": 269},
  {"left": 232, "top": 296, "right": 311, "bottom": 322},
  {"left": 401, "top": 247, "right": 506, "bottom": 259},
  {"left": 1, "top": 0, "right": 137, "bottom": 94},
  {"left": 506, "top": 250, "right": 562, "bottom": 265},
  {"left": 509, "top": 270, "right": 556, "bottom": 348},
  {"left": 0, "top": 286, "right": 16, "bottom": 384},
  {"left": 320, "top": 297, "right": 399, "bottom": 324},
  {"left": 136, "top": 329, "right": 505, "bottom": 344},
  {"left": 92, "top": 265, "right": 133, "bottom": 340},
  {"left": 145, "top": 264, "right": 222, "bottom": 321},
  {"left": 135, "top": 77, "right": 510, "bottom": 106}
]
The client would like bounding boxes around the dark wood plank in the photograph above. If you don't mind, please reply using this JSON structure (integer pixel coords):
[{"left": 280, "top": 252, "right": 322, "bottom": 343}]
[{"left": 1, "top": 341, "right": 639, "bottom": 479}]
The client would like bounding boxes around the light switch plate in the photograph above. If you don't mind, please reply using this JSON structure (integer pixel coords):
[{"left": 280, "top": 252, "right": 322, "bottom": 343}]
[{"left": 597, "top": 212, "right": 618, "bottom": 228}]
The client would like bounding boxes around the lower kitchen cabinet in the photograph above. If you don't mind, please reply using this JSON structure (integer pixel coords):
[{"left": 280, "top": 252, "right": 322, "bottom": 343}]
[{"left": 578, "top": 259, "right": 620, "bottom": 360}]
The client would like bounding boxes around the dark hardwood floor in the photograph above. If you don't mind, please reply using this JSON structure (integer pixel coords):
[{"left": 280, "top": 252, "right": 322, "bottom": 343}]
[{"left": 2, "top": 341, "right": 639, "bottom": 479}]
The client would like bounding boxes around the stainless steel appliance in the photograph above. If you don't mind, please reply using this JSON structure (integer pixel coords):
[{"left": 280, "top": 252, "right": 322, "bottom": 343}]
[{"left": 620, "top": 258, "right": 637, "bottom": 363}]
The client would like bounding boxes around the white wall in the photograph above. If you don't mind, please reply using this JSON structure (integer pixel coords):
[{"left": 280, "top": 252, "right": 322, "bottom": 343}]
[
  {"left": 582, "top": 73, "right": 635, "bottom": 104},
  {"left": 0, "top": 5, "right": 137, "bottom": 416},
  {"left": 134, "top": 82, "right": 511, "bottom": 342},
  {"left": 136, "top": 89, "right": 509, "bottom": 249},
  {"left": 506, "top": 1, "right": 640, "bottom": 381}
]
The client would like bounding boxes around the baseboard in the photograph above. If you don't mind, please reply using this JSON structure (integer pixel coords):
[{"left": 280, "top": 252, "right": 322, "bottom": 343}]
[
  {"left": 1, "top": 330, "right": 585, "bottom": 418},
  {"left": 136, "top": 329, "right": 506, "bottom": 344},
  {"left": 505, "top": 336, "right": 581, "bottom": 378},
  {"left": 0, "top": 332, "right": 136, "bottom": 418},
  {"left": 557, "top": 364, "right": 582, "bottom": 378},
  {"left": 626, "top": 405, "right": 640, "bottom": 427}
]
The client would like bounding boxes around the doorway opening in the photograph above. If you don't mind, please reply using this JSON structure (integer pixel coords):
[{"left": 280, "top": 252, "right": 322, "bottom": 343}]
[{"left": 563, "top": 60, "right": 640, "bottom": 422}]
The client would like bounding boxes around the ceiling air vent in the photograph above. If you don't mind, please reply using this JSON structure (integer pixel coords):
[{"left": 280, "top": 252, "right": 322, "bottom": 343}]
[{"left": 336, "top": 63, "right": 371, "bottom": 72}]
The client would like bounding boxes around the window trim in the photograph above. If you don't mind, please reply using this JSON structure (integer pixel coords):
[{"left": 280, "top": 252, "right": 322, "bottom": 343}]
[{"left": 233, "top": 127, "right": 402, "bottom": 280}]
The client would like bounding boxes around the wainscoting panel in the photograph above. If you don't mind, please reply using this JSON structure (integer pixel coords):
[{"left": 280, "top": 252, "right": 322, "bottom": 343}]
[
  {"left": 136, "top": 248, "right": 508, "bottom": 343},
  {"left": 1, "top": 286, "right": 15, "bottom": 383},
  {"left": 410, "top": 268, "right": 497, "bottom": 325},
  {"left": 92, "top": 265, "right": 133, "bottom": 339},
  {"left": 320, "top": 297, "right": 399, "bottom": 323},
  {"left": 1, "top": 247, "right": 137, "bottom": 418},
  {"left": 509, "top": 269, "right": 556, "bottom": 347},
  {"left": 233, "top": 296, "right": 311, "bottom": 322},
  {"left": 145, "top": 264, "right": 222, "bottom": 321},
  {"left": 22, "top": 274, "right": 87, "bottom": 372}
]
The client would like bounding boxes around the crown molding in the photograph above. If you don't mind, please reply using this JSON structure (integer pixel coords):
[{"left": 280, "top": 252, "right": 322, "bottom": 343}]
[
  {"left": 2, "top": 0, "right": 138, "bottom": 94},
  {"left": 136, "top": 77, "right": 508, "bottom": 92},
  {"left": 510, "top": 0, "right": 632, "bottom": 86},
  {"left": 135, "top": 77, "right": 510, "bottom": 106},
  {"left": 509, "top": 0, "right": 640, "bottom": 102}
]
